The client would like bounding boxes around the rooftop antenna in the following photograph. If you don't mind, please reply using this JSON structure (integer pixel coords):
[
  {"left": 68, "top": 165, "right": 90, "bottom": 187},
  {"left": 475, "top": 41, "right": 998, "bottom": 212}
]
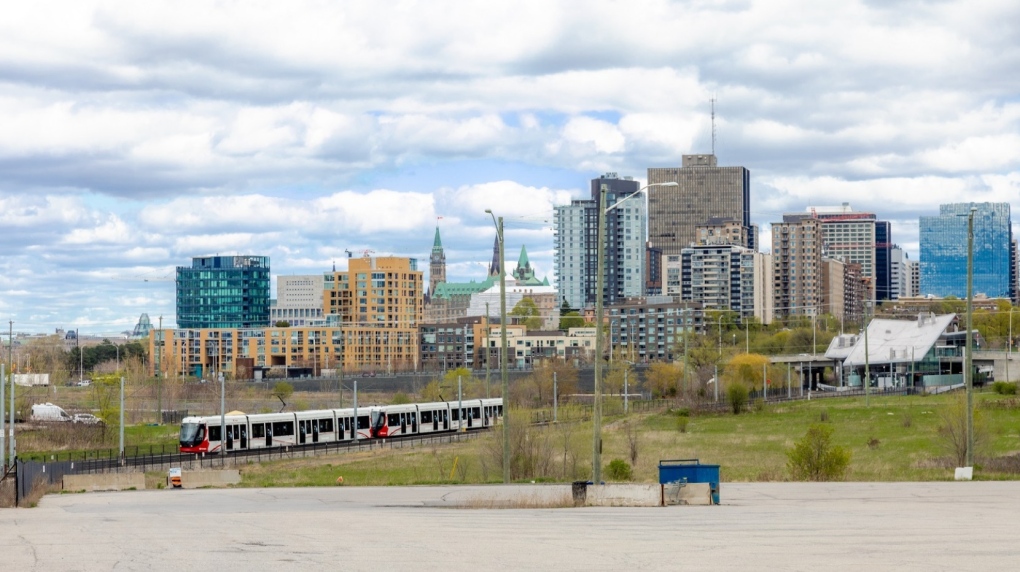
[{"left": 710, "top": 95, "right": 717, "bottom": 156}]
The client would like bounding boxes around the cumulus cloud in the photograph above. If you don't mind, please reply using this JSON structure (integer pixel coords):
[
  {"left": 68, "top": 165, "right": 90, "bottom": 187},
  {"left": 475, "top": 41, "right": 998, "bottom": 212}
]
[{"left": 1, "top": 0, "right": 1018, "bottom": 332}]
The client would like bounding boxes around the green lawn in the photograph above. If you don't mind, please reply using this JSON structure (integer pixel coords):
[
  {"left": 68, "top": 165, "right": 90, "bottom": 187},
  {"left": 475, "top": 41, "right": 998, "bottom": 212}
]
[{"left": 237, "top": 391, "right": 1020, "bottom": 487}]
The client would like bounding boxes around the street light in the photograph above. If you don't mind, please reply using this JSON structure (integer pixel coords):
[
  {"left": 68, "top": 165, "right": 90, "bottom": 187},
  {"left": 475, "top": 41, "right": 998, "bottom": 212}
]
[
  {"left": 593, "top": 181, "right": 678, "bottom": 483},
  {"left": 965, "top": 206, "right": 976, "bottom": 467},
  {"left": 485, "top": 209, "right": 510, "bottom": 484}
]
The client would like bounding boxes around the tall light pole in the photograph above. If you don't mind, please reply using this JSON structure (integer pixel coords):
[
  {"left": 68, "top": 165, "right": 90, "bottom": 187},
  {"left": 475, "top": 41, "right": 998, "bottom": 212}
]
[
  {"left": 965, "top": 206, "right": 976, "bottom": 467},
  {"left": 486, "top": 209, "right": 510, "bottom": 484},
  {"left": 1008, "top": 306, "right": 1016, "bottom": 383},
  {"left": 593, "top": 181, "right": 678, "bottom": 482}
]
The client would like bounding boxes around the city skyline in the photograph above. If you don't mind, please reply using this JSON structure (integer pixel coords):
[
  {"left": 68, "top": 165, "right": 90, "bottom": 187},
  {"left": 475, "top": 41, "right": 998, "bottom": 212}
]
[{"left": 1, "top": 1, "right": 1018, "bottom": 334}]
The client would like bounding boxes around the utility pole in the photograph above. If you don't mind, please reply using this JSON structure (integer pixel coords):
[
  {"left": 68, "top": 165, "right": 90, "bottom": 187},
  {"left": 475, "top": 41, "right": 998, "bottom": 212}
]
[
  {"left": 8, "top": 321, "right": 14, "bottom": 463},
  {"left": 553, "top": 371, "right": 558, "bottom": 422},
  {"left": 157, "top": 315, "right": 163, "bottom": 424},
  {"left": 965, "top": 206, "right": 976, "bottom": 467},
  {"left": 864, "top": 303, "right": 871, "bottom": 407},
  {"left": 1, "top": 364, "right": 5, "bottom": 472},
  {"left": 485, "top": 302, "right": 491, "bottom": 399}
]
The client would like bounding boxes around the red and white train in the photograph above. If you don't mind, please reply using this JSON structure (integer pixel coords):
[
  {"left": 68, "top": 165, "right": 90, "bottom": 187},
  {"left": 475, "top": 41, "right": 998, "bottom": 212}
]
[{"left": 179, "top": 398, "right": 503, "bottom": 454}]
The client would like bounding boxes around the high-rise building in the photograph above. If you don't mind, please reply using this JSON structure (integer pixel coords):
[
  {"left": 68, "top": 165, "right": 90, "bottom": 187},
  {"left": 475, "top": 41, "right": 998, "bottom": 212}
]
[
  {"left": 647, "top": 155, "right": 751, "bottom": 256},
  {"left": 890, "top": 246, "right": 913, "bottom": 300},
  {"left": 665, "top": 246, "right": 767, "bottom": 323},
  {"left": 554, "top": 173, "right": 645, "bottom": 310},
  {"left": 771, "top": 218, "right": 824, "bottom": 318},
  {"left": 176, "top": 255, "right": 270, "bottom": 329},
  {"left": 787, "top": 205, "right": 892, "bottom": 302},
  {"left": 323, "top": 256, "right": 423, "bottom": 371},
  {"left": 919, "top": 202, "right": 1015, "bottom": 299},
  {"left": 270, "top": 275, "right": 325, "bottom": 326}
]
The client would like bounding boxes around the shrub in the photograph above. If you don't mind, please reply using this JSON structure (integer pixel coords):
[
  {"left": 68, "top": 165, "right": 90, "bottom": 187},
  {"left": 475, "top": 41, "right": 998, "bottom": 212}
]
[
  {"left": 819, "top": 409, "right": 829, "bottom": 422},
  {"left": 606, "top": 459, "right": 632, "bottom": 481},
  {"left": 867, "top": 437, "right": 880, "bottom": 450},
  {"left": 902, "top": 412, "right": 913, "bottom": 428},
  {"left": 992, "top": 381, "right": 1018, "bottom": 395},
  {"left": 787, "top": 424, "right": 852, "bottom": 481},
  {"left": 937, "top": 393, "right": 988, "bottom": 467},
  {"left": 676, "top": 416, "right": 689, "bottom": 433},
  {"left": 726, "top": 383, "right": 749, "bottom": 414}
]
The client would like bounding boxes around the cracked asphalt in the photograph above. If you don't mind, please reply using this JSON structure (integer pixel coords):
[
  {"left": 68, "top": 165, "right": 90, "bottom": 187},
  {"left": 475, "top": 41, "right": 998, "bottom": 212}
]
[{"left": 1, "top": 482, "right": 1017, "bottom": 571}]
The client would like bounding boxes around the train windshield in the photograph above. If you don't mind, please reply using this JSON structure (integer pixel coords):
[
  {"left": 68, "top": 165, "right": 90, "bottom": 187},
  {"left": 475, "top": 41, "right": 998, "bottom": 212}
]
[
  {"left": 180, "top": 423, "right": 205, "bottom": 447},
  {"left": 370, "top": 411, "right": 386, "bottom": 431}
]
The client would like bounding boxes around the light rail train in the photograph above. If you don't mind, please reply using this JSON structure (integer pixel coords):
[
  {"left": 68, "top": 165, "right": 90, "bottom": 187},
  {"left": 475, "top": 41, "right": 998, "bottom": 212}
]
[{"left": 179, "top": 398, "right": 503, "bottom": 454}]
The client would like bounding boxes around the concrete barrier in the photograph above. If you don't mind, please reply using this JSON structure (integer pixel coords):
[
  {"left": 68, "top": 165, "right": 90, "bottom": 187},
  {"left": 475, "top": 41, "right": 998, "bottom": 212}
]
[
  {"left": 178, "top": 470, "right": 242, "bottom": 489},
  {"left": 63, "top": 473, "right": 145, "bottom": 492},
  {"left": 584, "top": 484, "right": 661, "bottom": 507}
]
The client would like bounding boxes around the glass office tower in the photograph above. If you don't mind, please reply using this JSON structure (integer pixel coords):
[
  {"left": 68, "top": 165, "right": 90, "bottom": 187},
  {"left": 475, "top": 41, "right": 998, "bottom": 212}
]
[
  {"left": 919, "top": 203, "right": 1014, "bottom": 299},
  {"left": 176, "top": 255, "right": 271, "bottom": 328}
]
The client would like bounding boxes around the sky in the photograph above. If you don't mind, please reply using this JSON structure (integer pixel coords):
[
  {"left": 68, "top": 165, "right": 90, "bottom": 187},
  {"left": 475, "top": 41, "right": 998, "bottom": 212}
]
[{"left": 1, "top": 0, "right": 1019, "bottom": 335}]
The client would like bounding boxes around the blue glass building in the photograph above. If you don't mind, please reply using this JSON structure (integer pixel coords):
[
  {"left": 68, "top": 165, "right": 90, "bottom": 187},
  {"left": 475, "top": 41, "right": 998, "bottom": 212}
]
[
  {"left": 920, "top": 203, "right": 1014, "bottom": 299},
  {"left": 176, "top": 255, "right": 271, "bottom": 328}
]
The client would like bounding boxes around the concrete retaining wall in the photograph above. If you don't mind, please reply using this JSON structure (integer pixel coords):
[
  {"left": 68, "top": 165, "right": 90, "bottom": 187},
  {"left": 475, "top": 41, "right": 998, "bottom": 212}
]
[
  {"left": 584, "top": 484, "right": 661, "bottom": 507},
  {"left": 63, "top": 473, "right": 145, "bottom": 492},
  {"left": 177, "top": 470, "right": 241, "bottom": 489}
]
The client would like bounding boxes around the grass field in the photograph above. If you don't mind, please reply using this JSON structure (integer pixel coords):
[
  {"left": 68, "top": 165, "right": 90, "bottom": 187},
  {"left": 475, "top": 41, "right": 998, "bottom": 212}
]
[{"left": 227, "top": 391, "right": 1020, "bottom": 488}]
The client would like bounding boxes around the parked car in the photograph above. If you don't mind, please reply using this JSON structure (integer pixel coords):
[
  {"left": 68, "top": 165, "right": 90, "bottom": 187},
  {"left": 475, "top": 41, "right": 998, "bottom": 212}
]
[
  {"left": 73, "top": 413, "right": 102, "bottom": 425},
  {"left": 76, "top": 379, "right": 91, "bottom": 387}
]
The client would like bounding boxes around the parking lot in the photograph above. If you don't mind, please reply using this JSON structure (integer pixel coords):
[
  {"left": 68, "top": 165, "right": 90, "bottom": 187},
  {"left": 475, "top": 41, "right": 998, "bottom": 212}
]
[{"left": 0, "top": 481, "right": 1016, "bottom": 570}]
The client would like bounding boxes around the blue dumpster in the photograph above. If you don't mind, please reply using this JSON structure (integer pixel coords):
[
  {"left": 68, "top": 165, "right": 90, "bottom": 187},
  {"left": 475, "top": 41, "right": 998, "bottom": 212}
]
[{"left": 659, "top": 459, "right": 720, "bottom": 505}]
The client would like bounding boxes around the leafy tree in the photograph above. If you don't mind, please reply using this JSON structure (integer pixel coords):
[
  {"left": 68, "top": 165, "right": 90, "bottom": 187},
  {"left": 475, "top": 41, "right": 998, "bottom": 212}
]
[
  {"left": 271, "top": 381, "right": 294, "bottom": 404},
  {"left": 523, "top": 360, "right": 578, "bottom": 407},
  {"left": 559, "top": 311, "right": 585, "bottom": 331},
  {"left": 275, "top": 321, "right": 291, "bottom": 327},
  {"left": 787, "top": 423, "right": 852, "bottom": 481},
  {"left": 510, "top": 297, "right": 543, "bottom": 330},
  {"left": 644, "top": 362, "right": 684, "bottom": 398}
]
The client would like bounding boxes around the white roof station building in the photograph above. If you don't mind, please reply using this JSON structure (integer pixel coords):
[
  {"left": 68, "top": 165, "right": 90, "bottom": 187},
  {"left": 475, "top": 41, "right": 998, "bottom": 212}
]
[{"left": 825, "top": 313, "right": 983, "bottom": 390}]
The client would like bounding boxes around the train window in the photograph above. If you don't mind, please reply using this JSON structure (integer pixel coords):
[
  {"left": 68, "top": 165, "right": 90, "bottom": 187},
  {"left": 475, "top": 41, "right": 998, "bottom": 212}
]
[
  {"left": 421, "top": 411, "right": 432, "bottom": 424},
  {"left": 251, "top": 423, "right": 265, "bottom": 438},
  {"left": 273, "top": 421, "right": 294, "bottom": 436},
  {"left": 357, "top": 416, "right": 370, "bottom": 429},
  {"left": 388, "top": 413, "right": 400, "bottom": 426},
  {"left": 451, "top": 409, "right": 459, "bottom": 421},
  {"left": 208, "top": 425, "right": 222, "bottom": 442},
  {"left": 318, "top": 419, "right": 333, "bottom": 432},
  {"left": 472, "top": 407, "right": 480, "bottom": 419}
]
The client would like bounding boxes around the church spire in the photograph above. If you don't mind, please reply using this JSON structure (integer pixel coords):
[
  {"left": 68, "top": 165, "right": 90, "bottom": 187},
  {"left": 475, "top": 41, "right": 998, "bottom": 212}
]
[{"left": 488, "top": 235, "right": 501, "bottom": 277}]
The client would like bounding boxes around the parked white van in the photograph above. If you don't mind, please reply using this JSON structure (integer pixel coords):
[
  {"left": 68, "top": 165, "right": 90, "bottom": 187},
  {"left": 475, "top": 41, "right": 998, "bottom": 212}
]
[{"left": 30, "top": 403, "right": 73, "bottom": 422}]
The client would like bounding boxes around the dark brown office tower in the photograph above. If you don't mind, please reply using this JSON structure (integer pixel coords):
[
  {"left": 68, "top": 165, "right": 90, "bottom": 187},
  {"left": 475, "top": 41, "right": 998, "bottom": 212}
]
[{"left": 647, "top": 154, "right": 751, "bottom": 257}]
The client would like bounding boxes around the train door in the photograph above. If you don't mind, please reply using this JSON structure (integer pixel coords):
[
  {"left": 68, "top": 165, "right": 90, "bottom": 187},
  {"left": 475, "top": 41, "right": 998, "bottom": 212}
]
[
  {"left": 238, "top": 424, "right": 248, "bottom": 449},
  {"left": 400, "top": 413, "right": 407, "bottom": 435},
  {"left": 432, "top": 410, "right": 439, "bottom": 431},
  {"left": 410, "top": 412, "right": 417, "bottom": 434},
  {"left": 349, "top": 417, "right": 356, "bottom": 440},
  {"left": 467, "top": 408, "right": 473, "bottom": 429},
  {"left": 266, "top": 423, "right": 273, "bottom": 447},
  {"left": 483, "top": 406, "right": 490, "bottom": 427},
  {"left": 298, "top": 420, "right": 308, "bottom": 444},
  {"left": 312, "top": 420, "right": 320, "bottom": 443},
  {"left": 443, "top": 409, "right": 449, "bottom": 430},
  {"left": 226, "top": 426, "right": 234, "bottom": 451}
]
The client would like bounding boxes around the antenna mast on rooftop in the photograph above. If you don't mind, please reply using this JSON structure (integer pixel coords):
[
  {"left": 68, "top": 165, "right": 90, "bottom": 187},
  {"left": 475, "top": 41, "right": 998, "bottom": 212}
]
[{"left": 710, "top": 95, "right": 717, "bottom": 156}]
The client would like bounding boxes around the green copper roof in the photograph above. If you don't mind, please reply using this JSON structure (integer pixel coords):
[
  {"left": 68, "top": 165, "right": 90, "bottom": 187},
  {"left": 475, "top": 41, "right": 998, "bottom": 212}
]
[
  {"left": 517, "top": 244, "right": 529, "bottom": 267},
  {"left": 432, "top": 226, "right": 443, "bottom": 250},
  {"left": 432, "top": 276, "right": 495, "bottom": 299}
]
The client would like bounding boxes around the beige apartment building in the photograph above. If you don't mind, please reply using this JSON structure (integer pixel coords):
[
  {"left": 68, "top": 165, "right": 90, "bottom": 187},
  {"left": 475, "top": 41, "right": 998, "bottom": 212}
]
[{"left": 323, "top": 256, "right": 423, "bottom": 372}]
